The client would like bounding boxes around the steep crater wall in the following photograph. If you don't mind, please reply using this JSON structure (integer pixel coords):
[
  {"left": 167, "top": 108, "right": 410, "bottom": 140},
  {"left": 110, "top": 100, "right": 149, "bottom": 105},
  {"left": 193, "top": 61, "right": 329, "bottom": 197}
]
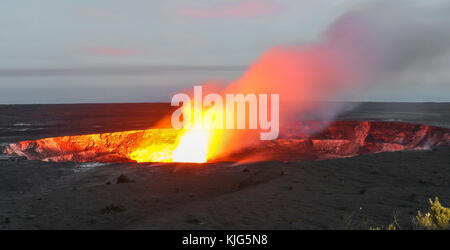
[{"left": 2, "top": 121, "right": 449, "bottom": 163}]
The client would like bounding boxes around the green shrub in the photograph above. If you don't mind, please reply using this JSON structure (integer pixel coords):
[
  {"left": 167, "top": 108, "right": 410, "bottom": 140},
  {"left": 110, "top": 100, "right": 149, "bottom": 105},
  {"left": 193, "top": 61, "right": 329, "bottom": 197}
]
[
  {"left": 369, "top": 222, "right": 397, "bottom": 230},
  {"left": 416, "top": 197, "right": 450, "bottom": 230},
  {"left": 387, "top": 223, "right": 397, "bottom": 230}
]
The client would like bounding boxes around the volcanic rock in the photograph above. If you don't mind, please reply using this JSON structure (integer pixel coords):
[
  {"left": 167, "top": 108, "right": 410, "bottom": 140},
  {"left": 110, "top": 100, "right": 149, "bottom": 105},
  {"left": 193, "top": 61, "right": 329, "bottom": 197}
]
[{"left": 116, "top": 174, "right": 134, "bottom": 184}]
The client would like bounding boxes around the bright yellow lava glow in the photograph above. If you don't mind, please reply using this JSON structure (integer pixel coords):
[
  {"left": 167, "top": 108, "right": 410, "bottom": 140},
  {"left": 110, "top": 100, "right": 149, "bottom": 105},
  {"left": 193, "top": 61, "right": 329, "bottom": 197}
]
[
  {"left": 172, "top": 128, "right": 210, "bottom": 163},
  {"left": 128, "top": 108, "right": 216, "bottom": 163},
  {"left": 128, "top": 144, "right": 176, "bottom": 163},
  {"left": 129, "top": 127, "right": 212, "bottom": 163}
]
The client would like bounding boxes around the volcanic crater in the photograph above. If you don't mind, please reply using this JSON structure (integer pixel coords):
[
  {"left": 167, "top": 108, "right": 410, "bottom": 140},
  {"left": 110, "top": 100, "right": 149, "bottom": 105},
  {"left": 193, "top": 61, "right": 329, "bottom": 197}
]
[{"left": 2, "top": 121, "right": 449, "bottom": 163}]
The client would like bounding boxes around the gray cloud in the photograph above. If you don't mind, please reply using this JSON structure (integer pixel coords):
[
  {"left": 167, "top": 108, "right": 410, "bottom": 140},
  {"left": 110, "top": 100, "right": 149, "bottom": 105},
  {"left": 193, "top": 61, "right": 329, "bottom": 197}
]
[
  {"left": 0, "top": 65, "right": 246, "bottom": 77},
  {"left": 348, "top": 0, "right": 450, "bottom": 75}
]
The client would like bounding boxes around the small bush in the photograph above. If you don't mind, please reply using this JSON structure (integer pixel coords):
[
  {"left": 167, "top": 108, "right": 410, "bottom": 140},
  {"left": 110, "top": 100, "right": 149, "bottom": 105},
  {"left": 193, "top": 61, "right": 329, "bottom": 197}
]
[
  {"left": 416, "top": 197, "right": 450, "bottom": 230},
  {"left": 369, "top": 222, "right": 397, "bottom": 230},
  {"left": 387, "top": 223, "right": 397, "bottom": 230}
]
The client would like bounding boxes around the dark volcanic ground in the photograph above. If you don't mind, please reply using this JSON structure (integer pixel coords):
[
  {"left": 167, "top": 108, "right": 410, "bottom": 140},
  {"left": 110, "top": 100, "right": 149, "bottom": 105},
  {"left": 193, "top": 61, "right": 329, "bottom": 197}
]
[{"left": 0, "top": 102, "right": 449, "bottom": 229}]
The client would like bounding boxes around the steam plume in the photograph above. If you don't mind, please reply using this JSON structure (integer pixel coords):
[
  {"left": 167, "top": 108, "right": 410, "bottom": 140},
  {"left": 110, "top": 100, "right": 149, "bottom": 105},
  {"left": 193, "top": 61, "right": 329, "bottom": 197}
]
[{"left": 210, "top": 0, "right": 450, "bottom": 159}]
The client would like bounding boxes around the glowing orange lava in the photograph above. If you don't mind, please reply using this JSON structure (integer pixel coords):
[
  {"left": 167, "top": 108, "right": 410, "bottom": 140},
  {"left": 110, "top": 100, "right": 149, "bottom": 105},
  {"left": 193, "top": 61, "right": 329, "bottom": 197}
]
[
  {"left": 129, "top": 106, "right": 216, "bottom": 163},
  {"left": 128, "top": 127, "right": 212, "bottom": 163}
]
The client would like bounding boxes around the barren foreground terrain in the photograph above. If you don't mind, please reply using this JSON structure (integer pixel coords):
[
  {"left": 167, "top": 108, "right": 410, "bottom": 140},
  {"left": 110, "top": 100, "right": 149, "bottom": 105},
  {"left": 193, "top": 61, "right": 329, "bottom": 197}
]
[{"left": 0, "top": 103, "right": 449, "bottom": 229}]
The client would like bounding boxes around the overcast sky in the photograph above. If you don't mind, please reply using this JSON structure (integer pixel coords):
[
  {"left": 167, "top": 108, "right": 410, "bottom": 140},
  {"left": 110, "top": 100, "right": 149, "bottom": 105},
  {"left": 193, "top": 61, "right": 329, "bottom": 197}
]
[{"left": 0, "top": 0, "right": 449, "bottom": 103}]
